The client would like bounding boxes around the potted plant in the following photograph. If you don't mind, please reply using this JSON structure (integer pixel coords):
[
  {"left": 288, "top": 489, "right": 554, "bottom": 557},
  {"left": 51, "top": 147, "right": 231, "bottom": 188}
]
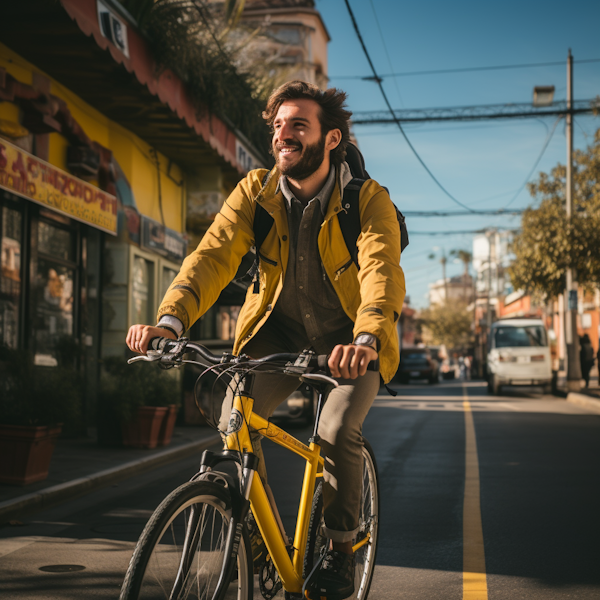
[
  {"left": 0, "top": 345, "right": 82, "bottom": 485},
  {"left": 100, "top": 357, "right": 181, "bottom": 449}
]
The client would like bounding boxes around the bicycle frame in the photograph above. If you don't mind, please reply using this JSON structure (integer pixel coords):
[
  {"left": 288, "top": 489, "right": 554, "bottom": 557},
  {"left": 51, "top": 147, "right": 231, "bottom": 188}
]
[{"left": 224, "top": 392, "right": 324, "bottom": 594}]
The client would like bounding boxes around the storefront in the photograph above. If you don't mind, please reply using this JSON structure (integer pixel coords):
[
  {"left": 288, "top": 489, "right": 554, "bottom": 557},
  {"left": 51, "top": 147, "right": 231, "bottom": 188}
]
[{"left": 0, "top": 137, "right": 114, "bottom": 427}]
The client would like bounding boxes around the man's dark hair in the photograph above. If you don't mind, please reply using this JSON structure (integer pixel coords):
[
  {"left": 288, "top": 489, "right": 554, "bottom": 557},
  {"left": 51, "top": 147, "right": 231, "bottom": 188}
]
[{"left": 263, "top": 80, "right": 352, "bottom": 166}]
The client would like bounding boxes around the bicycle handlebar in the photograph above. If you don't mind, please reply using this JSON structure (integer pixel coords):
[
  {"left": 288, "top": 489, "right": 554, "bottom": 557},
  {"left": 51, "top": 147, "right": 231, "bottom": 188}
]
[{"left": 146, "top": 337, "right": 378, "bottom": 376}]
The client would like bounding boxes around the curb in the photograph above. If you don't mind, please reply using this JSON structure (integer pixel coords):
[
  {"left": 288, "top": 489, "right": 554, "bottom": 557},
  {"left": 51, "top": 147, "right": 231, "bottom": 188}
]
[
  {"left": 566, "top": 393, "right": 600, "bottom": 414},
  {"left": 0, "top": 433, "right": 221, "bottom": 522}
]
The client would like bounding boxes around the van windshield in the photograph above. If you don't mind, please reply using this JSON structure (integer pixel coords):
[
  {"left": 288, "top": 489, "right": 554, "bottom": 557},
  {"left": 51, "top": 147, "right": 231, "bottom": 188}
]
[{"left": 494, "top": 325, "right": 547, "bottom": 348}]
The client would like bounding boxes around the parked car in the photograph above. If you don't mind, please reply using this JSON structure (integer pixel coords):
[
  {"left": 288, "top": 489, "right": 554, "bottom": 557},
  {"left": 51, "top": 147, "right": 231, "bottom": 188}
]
[
  {"left": 487, "top": 318, "right": 552, "bottom": 395},
  {"left": 396, "top": 347, "right": 439, "bottom": 384}
]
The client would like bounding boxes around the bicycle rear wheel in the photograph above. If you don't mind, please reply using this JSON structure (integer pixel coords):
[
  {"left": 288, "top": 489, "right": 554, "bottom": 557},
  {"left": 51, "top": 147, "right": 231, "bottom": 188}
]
[
  {"left": 354, "top": 438, "right": 380, "bottom": 599},
  {"left": 303, "top": 438, "right": 380, "bottom": 600},
  {"left": 120, "top": 480, "right": 253, "bottom": 600}
]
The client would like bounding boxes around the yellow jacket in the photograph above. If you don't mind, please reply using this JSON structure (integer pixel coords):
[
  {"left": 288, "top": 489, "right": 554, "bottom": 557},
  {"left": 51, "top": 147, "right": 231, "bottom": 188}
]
[{"left": 158, "top": 166, "right": 406, "bottom": 383}]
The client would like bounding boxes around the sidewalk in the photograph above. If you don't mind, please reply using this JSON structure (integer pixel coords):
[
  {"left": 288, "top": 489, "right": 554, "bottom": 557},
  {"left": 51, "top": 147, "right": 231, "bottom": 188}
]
[
  {"left": 0, "top": 425, "right": 221, "bottom": 523},
  {"left": 556, "top": 370, "right": 600, "bottom": 414}
]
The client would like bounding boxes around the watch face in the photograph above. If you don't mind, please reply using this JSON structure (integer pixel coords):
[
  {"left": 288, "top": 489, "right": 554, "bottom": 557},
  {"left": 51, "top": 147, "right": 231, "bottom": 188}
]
[{"left": 355, "top": 334, "right": 376, "bottom": 346}]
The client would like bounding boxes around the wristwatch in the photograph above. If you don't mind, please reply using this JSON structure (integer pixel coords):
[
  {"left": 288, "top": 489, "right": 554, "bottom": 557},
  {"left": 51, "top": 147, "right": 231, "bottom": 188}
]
[{"left": 353, "top": 333, "right": 379, "bottom": 351}]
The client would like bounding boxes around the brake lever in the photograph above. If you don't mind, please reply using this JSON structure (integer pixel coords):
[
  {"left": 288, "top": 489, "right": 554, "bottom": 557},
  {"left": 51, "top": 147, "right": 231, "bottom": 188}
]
[{"left": 127, "top": 350, "right": 162, "bottom": 364}]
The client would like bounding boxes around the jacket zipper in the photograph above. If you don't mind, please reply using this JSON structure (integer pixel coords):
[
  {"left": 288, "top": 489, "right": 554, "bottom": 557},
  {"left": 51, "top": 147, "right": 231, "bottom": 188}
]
[
  {"left": 334, "top": 258, "right": 353, "bottom": 281},
  {"left": 257, "top": 251, "right": 277, "bottom": 266}
]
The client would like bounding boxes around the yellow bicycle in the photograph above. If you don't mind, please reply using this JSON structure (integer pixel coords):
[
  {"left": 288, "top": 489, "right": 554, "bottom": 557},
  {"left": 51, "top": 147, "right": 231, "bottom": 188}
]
[{"left": 120, "top": 338, "right": 380, "bottom": 600}]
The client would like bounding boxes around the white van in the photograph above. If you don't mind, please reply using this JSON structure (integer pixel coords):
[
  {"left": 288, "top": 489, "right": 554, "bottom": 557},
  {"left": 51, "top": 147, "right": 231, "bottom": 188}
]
[{"left": 487, "top": 318, "right": 552, "bottom": 395}]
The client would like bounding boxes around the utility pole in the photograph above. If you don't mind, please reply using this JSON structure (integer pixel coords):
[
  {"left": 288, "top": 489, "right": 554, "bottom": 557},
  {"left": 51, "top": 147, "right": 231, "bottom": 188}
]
[
  {"left": 486, "top": 229, "right": 495, "bottom": 332},
  {"left": 441, "top": 254, "right": 448, "bottom": 302},
  {"left": 564, "top": 49, "right": 582, "bottom": 391}
]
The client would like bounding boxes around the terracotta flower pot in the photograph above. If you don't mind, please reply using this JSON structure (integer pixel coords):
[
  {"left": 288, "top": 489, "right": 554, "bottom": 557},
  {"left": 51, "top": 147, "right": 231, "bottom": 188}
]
[
  {"left": 157, "top": 404, "right": 178, "bottom": 447},
  {"left": 121, "top": 406, "right": 168, "bottom": 449},
  {"left": 0, "top": 424, "right": 62, "bottom": 485}
]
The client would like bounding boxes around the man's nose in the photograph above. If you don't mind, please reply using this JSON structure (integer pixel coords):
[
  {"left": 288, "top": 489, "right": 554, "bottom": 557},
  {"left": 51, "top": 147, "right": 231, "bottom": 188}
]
[{"left": 276, "top": 122, "right": 295, "bottom": 141}]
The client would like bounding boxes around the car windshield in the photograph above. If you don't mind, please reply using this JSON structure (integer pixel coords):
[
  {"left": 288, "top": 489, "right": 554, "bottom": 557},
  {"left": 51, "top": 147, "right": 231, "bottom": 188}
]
[{"left": 494, "top": 325, "right": 547, "bottom": 348}]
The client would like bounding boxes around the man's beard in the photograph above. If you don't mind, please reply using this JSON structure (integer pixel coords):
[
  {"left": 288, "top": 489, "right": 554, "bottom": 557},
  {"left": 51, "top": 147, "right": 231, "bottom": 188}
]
[{"left": 274, "top": 134, "right": 326, "bottom": 181}]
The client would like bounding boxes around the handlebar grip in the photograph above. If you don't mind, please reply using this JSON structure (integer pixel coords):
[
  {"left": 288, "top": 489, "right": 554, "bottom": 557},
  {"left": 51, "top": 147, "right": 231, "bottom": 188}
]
[
  {"left": 317, "top": 354, "right": 330, "bottom": 373},
  {"left": 314, "top": 354, "right": 380, "bottom": 374},
  {"left": 149, "top": 337, "right": 176, "bottom": 352}
]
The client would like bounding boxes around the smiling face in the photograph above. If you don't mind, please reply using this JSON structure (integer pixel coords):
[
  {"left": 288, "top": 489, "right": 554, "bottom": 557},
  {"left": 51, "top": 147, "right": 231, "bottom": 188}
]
[{"left": 272, "top": 99, "right": 340, "bottom": 181}]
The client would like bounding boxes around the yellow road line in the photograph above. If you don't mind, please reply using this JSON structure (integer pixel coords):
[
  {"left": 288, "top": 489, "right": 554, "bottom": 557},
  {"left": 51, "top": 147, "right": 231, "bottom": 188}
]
[{"left": 463, "top": 383, "right": 488, "bottom": 600}]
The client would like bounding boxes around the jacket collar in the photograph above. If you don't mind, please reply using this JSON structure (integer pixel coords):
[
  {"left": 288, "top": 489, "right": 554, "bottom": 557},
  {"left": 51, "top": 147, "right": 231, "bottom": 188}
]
[{"left": 255, "top": 161, "right": 354, "bottom": 219}]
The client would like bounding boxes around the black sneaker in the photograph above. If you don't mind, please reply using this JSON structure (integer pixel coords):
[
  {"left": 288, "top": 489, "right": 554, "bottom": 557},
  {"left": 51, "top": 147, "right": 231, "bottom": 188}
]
[{"left": 305, "top": 549, "right": 355, "bottom": 600}]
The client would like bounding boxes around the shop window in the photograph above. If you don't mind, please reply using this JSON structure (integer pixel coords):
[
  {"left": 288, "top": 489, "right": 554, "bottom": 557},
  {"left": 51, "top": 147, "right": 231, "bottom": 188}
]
[
  {"left": 33, "top": 220, "right": 76, "bottom": 366},
  {"left": 131, "top": 255, "right": 155, "bottom": 325},
  {"left": 38, "top": 221, "right": 75, "bottom": 261},
  {"left": 217, "top": 305, "right": 241, "bottom": 340},
  {"left": 160, "top": 265, "right": 178, "bottom": 301},
  {"left": 0, "top": 206, "right": 23, "bottom": 349}
]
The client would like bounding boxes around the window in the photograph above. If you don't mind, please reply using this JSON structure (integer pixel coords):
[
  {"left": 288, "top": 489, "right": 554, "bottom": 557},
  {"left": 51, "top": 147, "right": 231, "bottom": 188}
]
[
  {"left": 0, "top": 206, "right": 22, "bottom": 349},
  {"left": 33, "top": 221, "right": 76, "bottom": 366},
  {"left": 131, "top": 255, "right": 155, "bottom": 325},
  {"left": 160, "top": 265, "right": 178, "bottom": 301},
  {"left": 494, "top": 326, "right": 547, "bottom": 348}
]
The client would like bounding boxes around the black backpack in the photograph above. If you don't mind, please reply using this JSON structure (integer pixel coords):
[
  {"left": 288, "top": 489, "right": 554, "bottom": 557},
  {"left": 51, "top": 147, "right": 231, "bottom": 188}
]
[{"left": 247, "top": 143, "right": 408, "bottom": 293}]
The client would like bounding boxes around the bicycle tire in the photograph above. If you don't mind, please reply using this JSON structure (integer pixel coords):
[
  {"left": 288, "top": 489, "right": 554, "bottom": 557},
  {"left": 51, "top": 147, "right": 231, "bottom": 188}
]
[
  {"left": 303, "top": 438, "right": 380, "bottom": 600},
  {"left": 120, "top": 480, "right": 253, "bottom": 600}
]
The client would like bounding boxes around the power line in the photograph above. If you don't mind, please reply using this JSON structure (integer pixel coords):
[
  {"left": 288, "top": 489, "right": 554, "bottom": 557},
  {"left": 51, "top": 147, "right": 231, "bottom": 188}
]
[
  {"left": 502, "top": 116, "right": 562, "bottom": 210},
  {"left": 403, "top": 209, "right": 525, "bottom": 217},
  {"left": 331, "top": 58, "right": 600, "bottom": 81},
  {"left": 343, "top": 0, "right": 476, "bottom": 213},
  {"left": 411, "top": 228, "right": 517, "bottom": 235},
  {"left": 367, "top": 0, "right": 403, "bottom": 107},
  {"left": 352, "top": 99, "right": 596, "bottom": 124}
]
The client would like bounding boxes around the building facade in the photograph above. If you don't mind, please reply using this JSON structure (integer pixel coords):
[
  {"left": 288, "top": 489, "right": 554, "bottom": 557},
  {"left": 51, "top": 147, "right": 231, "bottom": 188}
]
[{"left": 0, "top": 0, "right": 269, "bottom": 430}]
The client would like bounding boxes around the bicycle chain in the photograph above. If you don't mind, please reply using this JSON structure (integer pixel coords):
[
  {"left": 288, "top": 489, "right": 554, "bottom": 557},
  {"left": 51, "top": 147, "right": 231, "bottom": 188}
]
[{"left": 259, "top": 555, "right": 282, "bottom": 600}]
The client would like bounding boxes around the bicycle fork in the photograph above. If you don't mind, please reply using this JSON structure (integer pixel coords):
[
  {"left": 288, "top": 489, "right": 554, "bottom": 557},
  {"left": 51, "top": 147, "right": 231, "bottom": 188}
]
[{"left": 169, "top": 450, "right": 259, "bottom": 600}]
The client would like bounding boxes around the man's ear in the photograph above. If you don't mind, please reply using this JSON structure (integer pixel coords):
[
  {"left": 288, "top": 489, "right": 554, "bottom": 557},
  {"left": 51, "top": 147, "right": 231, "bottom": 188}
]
[{"left": 326, "top": 128, "right": 342, "bottom": 152}]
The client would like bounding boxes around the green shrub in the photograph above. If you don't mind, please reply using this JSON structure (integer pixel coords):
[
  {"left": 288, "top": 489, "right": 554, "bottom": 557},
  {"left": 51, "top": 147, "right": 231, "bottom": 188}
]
[
  {"left": 100, "top": 357, "right": 180, "bottom": 423},
  {"left": 0, "top": 345, "right": 82, "bottom": 429}
]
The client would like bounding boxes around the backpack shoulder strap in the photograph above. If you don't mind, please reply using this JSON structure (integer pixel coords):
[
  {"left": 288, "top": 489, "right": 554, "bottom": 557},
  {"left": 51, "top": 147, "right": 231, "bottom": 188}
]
[
  {"left": 253, "top": 172, "right": 274, "bottom": 252},
  {"left": 337, "top": 178, "right": 365, "bottom": 267},
  {"left": 338, "top": 178, "right": 410, "bottom": 268}
]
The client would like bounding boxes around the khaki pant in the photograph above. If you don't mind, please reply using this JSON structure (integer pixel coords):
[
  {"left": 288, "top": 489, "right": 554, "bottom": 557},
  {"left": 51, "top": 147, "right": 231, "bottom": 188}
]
[{"left": 219, "top": 334, "right": 379, "bottom": 543}]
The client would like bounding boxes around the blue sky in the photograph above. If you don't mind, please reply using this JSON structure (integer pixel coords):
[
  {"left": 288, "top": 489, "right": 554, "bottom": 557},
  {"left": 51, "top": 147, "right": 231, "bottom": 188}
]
[{"left": 315, "top": 0, "right": 600, "bottom": 307}]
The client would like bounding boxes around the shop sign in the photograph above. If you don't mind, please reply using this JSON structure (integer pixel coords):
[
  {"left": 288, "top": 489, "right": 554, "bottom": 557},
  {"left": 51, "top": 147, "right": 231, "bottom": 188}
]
[
  {"left": 235, "top": 138, "right": 262, "bottom": 173},
  {"left": 141, "top": 216, "right": 186, "bottom": 262},
  {"left": 0, "top": 139, "right": 117, "bottom": 234}
]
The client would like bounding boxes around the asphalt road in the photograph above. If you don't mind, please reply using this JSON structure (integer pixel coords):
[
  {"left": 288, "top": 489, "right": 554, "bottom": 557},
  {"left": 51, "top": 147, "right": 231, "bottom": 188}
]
[{"left": 1, "top": 380, "right": 599, "bottom": 599}]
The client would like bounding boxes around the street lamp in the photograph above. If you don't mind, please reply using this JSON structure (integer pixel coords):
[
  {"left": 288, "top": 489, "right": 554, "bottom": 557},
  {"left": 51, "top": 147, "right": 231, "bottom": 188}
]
[{"left": 533, "top": 85, "right": 555, "bottom": 107}]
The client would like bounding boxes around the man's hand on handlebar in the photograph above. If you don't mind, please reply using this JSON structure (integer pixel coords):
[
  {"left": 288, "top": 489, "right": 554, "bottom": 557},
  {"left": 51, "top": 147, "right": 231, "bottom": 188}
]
[
  {"left": 126, "top": 324, "right": 177, "bottom": 355},
  {"left": 328, "top": 344, "right": 378, "bottom": 379}
]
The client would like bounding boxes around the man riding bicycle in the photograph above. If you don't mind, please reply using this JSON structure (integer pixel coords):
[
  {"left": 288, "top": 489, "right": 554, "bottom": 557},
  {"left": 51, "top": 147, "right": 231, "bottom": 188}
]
[{"left": 127, "top": 80, "right": 405, "bottom": 600}]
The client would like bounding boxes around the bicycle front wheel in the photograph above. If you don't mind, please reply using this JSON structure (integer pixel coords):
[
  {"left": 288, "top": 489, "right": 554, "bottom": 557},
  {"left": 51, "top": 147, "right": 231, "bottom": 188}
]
[{"left": 120, "top": 480, "right": 253, "bottom": 600}]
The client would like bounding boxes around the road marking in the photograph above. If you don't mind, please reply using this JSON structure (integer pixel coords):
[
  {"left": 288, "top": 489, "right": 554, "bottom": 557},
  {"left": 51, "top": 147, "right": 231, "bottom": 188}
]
[{"left": 463, "top": 383, "right": 488, "bottom": 600}]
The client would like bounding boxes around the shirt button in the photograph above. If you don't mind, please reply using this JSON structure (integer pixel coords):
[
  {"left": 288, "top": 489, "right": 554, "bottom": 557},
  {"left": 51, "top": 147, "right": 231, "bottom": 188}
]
[
  {"left": 304, "top": 225, "right": 308, "bottom": 229},
  {"left": 299, "top": 256, "right": 304, "bottom": 261},
  {"left": 312, "top": 337, "right": 317, "bottom": 341},
  {"left": 305, "top": 314, "right": 311, "bottom": 318},
  {"left": 299, "top": 285, "right": 304, "bottom": 290}
]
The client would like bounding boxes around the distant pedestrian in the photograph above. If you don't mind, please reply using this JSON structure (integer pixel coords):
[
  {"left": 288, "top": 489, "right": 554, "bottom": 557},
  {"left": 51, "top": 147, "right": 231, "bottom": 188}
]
[
  {"left": 464, "top": 356, "right": 472, "bottom": 380},
  {"left": 579, "top": 334, "right": 595, "bottom": 388}
]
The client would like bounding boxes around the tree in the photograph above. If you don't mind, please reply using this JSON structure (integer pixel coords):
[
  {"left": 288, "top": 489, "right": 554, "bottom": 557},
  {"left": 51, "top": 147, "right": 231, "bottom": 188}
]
[
  {"left": 419, "top": 302, "right": 473, "bottom": 350},
  {"left": 509, "top": 126, "right": 600, "bottom": 298}
]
